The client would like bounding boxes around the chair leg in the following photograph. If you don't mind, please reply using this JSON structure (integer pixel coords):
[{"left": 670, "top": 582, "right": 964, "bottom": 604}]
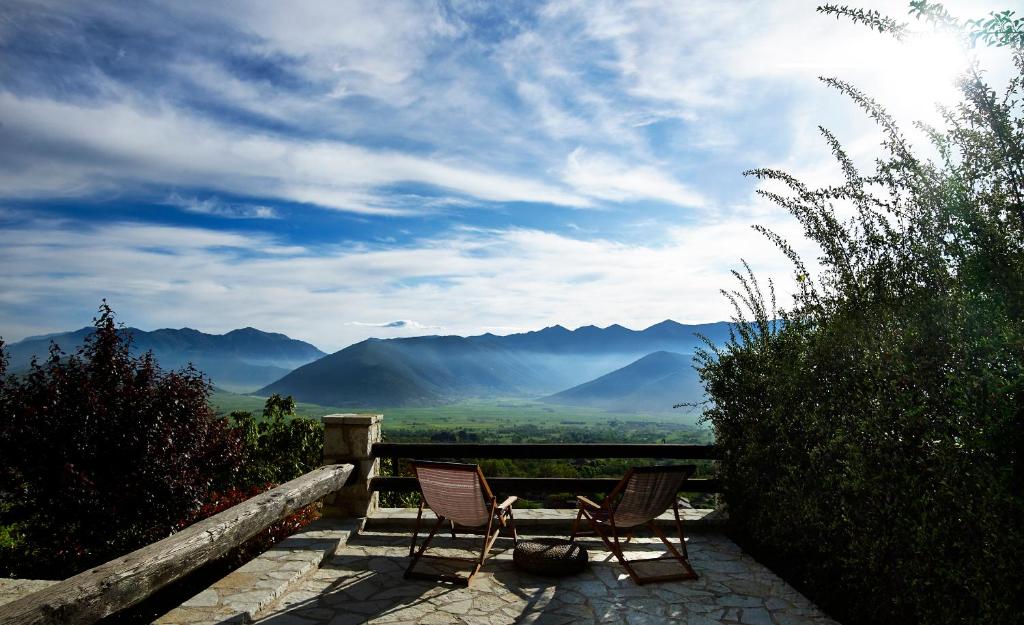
[
  {"left": 405, "top": 514, "right": 446, "bottom": 580},
  {"left": 608, "top": 518, "right": 645, "bottom": 585},
  {"left": 570, "top": 507, "right": 584, "bottom": 541},
  {"left": 409, "top": 499, "right": 425, "bottom": 557},
  {"left": 673, "top": 503, "right": 690, "bottom": 559},
  {"left": 646, "top": 520, "right": 698, "bottom": 582},
  {"left": 505, "top": 507, "right": 518, "bottom": 544},
  {"left": 584, "top": 514, "right": 620, "bottom": 556},
  {"left": 478, "top": 507, "right": 497, "bottom": 568},
  {"left": 591, "top": 514, "right": 698, "bottom": 585}
]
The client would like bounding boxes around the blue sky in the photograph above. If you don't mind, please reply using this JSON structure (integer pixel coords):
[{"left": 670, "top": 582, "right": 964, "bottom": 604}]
[{"left": 0, "top": 0, "right": 1013, "bottom": 351}]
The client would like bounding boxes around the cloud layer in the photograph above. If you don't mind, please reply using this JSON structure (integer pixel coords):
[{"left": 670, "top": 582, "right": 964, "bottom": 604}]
[{"left": 0, "top": 0, "right": 1016, "bottom": 348}]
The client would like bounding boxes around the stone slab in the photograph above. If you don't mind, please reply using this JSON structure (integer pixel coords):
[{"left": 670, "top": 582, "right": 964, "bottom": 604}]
[
  {"left": 0, "top": 579, "right": 58, "bottom": 607},
  {"left": 155, "top": 518, "right": 360, "bottom": 625},
  {"left": 322, "top": 414, "right": 383, "bottom": 426}
]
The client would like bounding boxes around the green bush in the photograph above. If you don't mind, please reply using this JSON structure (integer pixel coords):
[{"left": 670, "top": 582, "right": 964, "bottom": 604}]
[
  {"left": 699, "top": 6, "right": 1023, "bottom": 624},
  {"left": 229, "top": 394, "right": 324, "bottom": 488}
]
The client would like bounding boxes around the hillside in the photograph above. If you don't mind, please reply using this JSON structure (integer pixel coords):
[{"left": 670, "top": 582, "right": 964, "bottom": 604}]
[
  {"left": 259, "top": 335, "right": 563, "bottom": 407},
  {"left": 541, "top": 351, "right": 703, "bottom": 413},
  {"left": 259, "top": 320, "right": 727, "bottom": 407},
  {"left": 3, "top": 326, "right": 325, "bottom": 392}
]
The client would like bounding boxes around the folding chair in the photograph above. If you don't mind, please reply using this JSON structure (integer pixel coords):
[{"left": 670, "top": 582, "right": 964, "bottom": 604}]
[
  {"left": 405, "top": 460, "right": 517, "bottom": 585},
  {"left": 571, "top": 464, "right": 698, "bottom": 585}
]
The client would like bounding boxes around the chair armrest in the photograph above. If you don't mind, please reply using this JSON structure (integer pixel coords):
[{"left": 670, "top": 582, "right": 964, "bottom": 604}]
[
  {"left": 497, "top": 496, "right": 517, "bottom": 510},
  {"left": 576, "top": 495, "right": 601, "bottom": 510}
]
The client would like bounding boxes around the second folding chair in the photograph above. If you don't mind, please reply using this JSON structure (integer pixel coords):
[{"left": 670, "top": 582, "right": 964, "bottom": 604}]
[{"left": 571, "top": 464, "right": 699, "bottom": 585}]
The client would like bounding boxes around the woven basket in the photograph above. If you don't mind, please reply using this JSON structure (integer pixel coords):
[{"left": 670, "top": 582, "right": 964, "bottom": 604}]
[{"left": 513, "top": 538, "right": 589, "bottom": 576}]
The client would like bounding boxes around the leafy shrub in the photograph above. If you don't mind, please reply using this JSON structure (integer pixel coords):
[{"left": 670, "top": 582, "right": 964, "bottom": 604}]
[
  {"left": 229, "top": 394, "right": 324, "bottom": 489},
  {"left": 0, "top": 304, "right": 243, "bottom": 578},
  {"left": 699, "top": 6, "right": 1023, "bottom": 624}
]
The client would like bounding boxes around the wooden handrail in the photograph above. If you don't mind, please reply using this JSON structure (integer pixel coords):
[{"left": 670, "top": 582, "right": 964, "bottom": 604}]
[
  {"left": 371, "top": 443, "right": 719, "bottom": 460},
  {"left": 371, "top": 476, "right": 720, "bottom": 494},
  {"left": 0, "top": 464, "right": 354, "bottom": 625}
]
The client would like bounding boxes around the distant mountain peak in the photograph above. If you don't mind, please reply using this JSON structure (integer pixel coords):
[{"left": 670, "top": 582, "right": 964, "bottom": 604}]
[
  {"left": 542, "top": 349, "right": 700, "bottom": 414},
  {"left": 644, "top": 319, "right": 684, "bottom": 330},
  {"left": 226, "top": 326, "right": 284, "bottom": 338},
  {"left": 540, "top": 324, "right": 570, "bottom": 333}
]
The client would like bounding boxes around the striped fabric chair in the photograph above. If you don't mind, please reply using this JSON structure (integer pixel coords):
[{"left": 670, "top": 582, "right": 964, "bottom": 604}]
[
  {"left": 570, "top": 465, "right": 698, "bottom": 584},
  {"left": 405, "top": 461, "right": 517, "bottom": 585}
]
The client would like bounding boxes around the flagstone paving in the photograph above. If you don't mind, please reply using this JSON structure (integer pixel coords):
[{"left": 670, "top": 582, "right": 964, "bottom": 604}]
[
  {"left": 252, "top": 531, "right": 840, "bottom": 625},
  {"left": 0, "top": 579, "right": 57, "bottom": 607}
]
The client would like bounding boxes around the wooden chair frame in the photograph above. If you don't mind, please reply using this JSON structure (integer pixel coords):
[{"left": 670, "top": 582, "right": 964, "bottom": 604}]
[
  {"left": 570, "top": 465, "right": 698, "bottom": 585},
  {"left": 405, "top": 460, "right": 517, "bottom": 586}
]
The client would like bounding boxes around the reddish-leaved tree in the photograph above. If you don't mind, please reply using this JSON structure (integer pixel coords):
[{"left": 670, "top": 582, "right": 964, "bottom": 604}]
[{"left": 0, "top": 303, "right": 242, "bottom": 578}]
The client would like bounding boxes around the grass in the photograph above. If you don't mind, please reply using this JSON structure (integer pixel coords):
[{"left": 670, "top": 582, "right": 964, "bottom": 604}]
[{"left": 210, "top": 391, "right": 711, "bottom": 443}]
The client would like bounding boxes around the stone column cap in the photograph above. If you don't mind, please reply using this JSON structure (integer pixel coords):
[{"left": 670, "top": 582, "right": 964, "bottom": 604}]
[{"left": 322, "top": 413, "right": 383, "bottom": 426}]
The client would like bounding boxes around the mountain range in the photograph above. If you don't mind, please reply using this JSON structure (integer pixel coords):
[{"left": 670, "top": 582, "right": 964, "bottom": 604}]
[
  {"left": 2, "top": 326, "right": 325, "bottom": 393},
  {"left": 259, "top": 320, "right": 727, "bottom": 410},
  {"left": 4, "top": 320, "right": 726, "bottom": 412}
]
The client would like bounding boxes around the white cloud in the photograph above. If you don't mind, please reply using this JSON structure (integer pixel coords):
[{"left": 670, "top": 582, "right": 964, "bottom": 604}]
[
  {"left": 190, "top": 0, "right": 463, "bottom": 102},
  {"left": 564, "top": 147, "right": 707, "bottom": 208},
  {"left": 348, "top": 320, "right": 444, "bottom": 331},
  {"left": 166, "top": 194, "right": 278, "bottom": 219},
  {"left": 0, "top": 93, "right": 590, "bottom": 213},
  {"left": 0, "top": 214, "right": 810, "bottom": 351}
]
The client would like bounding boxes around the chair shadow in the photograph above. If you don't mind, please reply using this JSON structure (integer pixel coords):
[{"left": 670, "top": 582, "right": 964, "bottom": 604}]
[
  {"left": 488, "top": 532, "right": 703, "bottom": 624},
  {"left": 233, "top": 531, "right": 702, "bottom": 625}
]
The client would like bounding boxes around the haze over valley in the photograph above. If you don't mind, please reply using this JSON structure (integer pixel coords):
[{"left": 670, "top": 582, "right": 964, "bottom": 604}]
[{"left": 4, "top": 319, "right": 722, "bottom": 413}]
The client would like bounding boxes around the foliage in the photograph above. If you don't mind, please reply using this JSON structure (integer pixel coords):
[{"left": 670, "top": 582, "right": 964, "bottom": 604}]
[
  {"left": 698, "top": 6, "right": 1023, "bottom": 625},
  {"left": 819, "top": 2, "right": 1024, "bottom": 48},
  {"left": 0, "top": 303, "right": 243, "bottom": 578},
  {"left": 229, "top": 394, "right": 324, "bottom": 489}
]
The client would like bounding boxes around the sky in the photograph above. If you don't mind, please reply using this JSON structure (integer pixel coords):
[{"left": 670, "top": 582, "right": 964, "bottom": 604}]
[{"left": 0, "top": 0, "right": 1016, "bottom": 352}]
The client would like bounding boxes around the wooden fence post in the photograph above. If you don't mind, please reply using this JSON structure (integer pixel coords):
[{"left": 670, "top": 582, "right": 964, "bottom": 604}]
[{"left": 321, "top": 414, "right": 382, "bottom": 518}]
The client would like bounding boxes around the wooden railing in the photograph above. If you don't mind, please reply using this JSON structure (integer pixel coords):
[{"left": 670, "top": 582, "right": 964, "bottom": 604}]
[
  {"left": 370, "top": 443, "right": 720, "bottom": 494},
  {"left": 0, "top": 464, "right": 355, "bottom": 625},
  {"left": 0, "top": 419, "right": 716, "bottom": 624}
]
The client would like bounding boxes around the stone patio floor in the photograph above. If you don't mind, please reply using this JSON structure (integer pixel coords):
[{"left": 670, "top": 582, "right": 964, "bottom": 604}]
[{"left": 252, "top": 530, "right": 840, "bottom": 625}]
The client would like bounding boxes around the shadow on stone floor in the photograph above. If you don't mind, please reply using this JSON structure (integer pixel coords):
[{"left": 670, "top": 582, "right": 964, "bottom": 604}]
[
  {"left": 250, "top": 574, "right": 452, "bottom": 625},
  {"left": 246, "top": 531, "right": 840, "bottom": 625}
]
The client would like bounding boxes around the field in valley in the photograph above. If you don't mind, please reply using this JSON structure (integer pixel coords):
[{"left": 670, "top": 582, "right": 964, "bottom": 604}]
[{"left": 210, "top": 391, "right": 711, "bottom": 445}]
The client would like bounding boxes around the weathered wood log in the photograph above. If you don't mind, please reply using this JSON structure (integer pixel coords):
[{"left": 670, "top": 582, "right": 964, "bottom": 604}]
[
  {"left": 0, "top": 464, "right": 354, "bottom": 625},
  {"left": 371, "top": 476, "right": 720, "bottom": 494},
  {"left": 371, "top": 442, "right": 720, "bottom": 460}
]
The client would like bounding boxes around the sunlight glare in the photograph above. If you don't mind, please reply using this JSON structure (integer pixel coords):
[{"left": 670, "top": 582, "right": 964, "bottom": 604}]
[{"left": 897, "top": 31, "right": 971, "bottom": 115}]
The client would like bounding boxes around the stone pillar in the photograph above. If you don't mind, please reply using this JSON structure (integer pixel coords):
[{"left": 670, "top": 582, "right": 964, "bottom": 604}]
[{"left": 321, "top": 413, "right": 382, "bottom": 518}]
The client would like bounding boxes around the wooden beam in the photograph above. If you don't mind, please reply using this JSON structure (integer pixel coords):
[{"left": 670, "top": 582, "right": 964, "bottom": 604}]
[
  {"left": 371, "top": 476, "right": 720, "bottom": 494},
  {"left": 371, "top": 443, "right": 719, "bottom": 460},
  {"left": 0, "top": 464, "right": 354, "bottom": 625}
]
